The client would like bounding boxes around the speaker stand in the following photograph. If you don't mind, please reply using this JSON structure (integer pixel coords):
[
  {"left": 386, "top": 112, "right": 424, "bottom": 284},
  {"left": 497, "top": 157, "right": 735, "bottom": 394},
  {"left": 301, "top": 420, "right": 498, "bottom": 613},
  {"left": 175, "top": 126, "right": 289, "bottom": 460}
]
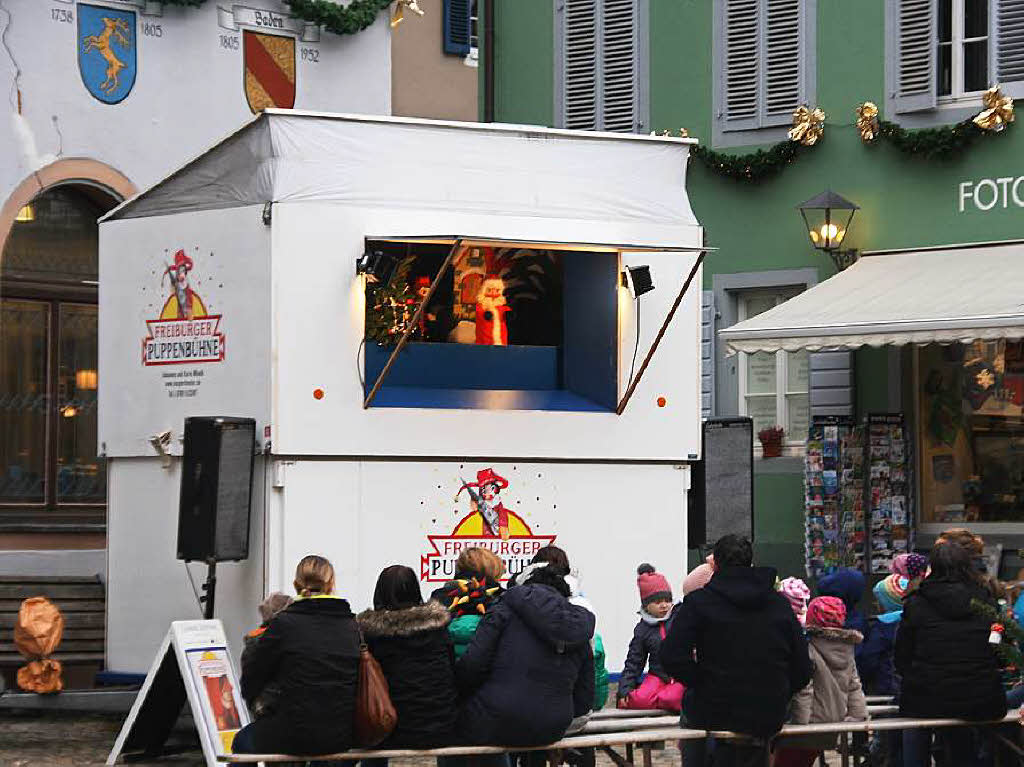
[{"left": 200, "top": 558, "right": 217, "bottom": 620}]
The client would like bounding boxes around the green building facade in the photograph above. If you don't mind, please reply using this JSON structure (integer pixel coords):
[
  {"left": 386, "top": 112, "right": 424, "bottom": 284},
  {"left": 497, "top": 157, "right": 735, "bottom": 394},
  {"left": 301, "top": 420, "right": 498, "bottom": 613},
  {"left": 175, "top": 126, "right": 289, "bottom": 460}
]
[{"left": 482, "top": 0, "right": 1024, "bottom": 576}]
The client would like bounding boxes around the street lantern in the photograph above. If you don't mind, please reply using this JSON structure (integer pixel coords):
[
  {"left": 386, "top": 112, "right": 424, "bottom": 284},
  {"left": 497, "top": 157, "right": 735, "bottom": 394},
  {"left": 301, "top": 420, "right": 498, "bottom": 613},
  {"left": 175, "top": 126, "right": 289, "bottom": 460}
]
[{"left": 797, "top": 189, "right": 859, "bottom": 271}]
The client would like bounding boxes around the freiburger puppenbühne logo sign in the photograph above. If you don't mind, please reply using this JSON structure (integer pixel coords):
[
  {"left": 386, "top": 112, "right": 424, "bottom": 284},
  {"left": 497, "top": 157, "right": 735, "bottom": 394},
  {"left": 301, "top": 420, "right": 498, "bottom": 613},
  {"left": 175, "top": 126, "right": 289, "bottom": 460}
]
[
  {"left": 421, "top": 468, "right": 555, "bottom": 583},
  {"left": 142, "top": 249, "right": 225, "bottom": 366}
]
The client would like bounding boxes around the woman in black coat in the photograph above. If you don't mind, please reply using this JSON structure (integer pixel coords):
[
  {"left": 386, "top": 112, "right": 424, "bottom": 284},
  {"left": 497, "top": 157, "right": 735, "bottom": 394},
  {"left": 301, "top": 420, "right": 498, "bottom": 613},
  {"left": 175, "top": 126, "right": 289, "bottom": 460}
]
[
  {"left": 896, "top": 541, "right": 1007, "bottom": 766},
  {"left": 356, "top": 565, "right": 459, "bottom": 750},
  {"left": 455, "top": 563, "right": 595, "bottom": 747},
  {"left": 233, "top": 555, "right": 361, "bottom": 756}
]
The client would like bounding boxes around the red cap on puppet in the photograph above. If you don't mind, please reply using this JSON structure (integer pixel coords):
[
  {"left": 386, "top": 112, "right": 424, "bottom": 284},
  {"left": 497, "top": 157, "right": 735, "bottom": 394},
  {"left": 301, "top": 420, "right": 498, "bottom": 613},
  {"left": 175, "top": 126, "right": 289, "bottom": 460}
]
[{"left": 637, "top": 563, "right": 673, "bottom": 606}]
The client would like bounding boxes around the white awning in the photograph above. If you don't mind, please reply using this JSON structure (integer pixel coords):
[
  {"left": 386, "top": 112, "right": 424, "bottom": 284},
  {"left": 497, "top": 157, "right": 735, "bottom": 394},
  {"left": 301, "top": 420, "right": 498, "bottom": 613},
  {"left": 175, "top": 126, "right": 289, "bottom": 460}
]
[{"left": 720, "top": 243, "right": 1024, "bottom": 353}]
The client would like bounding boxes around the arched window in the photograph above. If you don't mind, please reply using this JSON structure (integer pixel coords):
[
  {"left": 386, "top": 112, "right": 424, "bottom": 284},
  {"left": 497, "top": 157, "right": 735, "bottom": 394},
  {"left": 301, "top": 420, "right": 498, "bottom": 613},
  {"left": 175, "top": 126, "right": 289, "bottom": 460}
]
[{"left": 1, "top": 184, "right": 119, "bottom": 523}]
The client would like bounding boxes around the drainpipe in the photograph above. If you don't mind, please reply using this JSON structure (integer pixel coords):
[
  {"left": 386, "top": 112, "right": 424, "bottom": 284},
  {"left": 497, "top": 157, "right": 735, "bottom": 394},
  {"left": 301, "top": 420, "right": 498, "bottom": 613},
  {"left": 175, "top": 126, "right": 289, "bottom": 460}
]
[{"left": 483, "top": 0, "right": 495, "bottom": 122}]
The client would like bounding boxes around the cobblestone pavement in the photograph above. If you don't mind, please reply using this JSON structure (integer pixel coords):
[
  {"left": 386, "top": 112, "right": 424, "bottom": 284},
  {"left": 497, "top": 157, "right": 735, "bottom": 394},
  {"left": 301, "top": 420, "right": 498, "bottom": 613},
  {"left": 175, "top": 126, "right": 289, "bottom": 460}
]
[{"left": 0, "top": 710, "right": 847, "bottom": 766}]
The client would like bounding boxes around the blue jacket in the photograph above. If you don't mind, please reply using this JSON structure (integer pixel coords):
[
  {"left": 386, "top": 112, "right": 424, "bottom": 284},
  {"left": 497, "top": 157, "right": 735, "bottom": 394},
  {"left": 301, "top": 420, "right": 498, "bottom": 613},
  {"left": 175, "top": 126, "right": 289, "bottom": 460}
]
[
  {"left": 817, "top": 569, "right": 869, "bottom": 675},
  {"left": 858, "top": 612, "right": 900, "bottom": 696}
]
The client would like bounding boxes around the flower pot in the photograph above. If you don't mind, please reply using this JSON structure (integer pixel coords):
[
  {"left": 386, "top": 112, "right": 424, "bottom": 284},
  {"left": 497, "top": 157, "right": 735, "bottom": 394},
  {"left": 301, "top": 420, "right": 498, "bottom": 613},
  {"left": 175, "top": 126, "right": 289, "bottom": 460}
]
[{"left": 759, "top": 437, "right": 783, "bottom": 458}]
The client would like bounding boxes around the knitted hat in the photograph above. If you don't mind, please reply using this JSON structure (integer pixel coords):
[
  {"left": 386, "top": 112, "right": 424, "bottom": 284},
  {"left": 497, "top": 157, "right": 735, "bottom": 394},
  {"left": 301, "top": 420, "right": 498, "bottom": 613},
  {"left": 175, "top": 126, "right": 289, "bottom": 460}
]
[
  {"left": 258, "top": 592, "right": 293, "bottom": 623},
  {"left": 682, "top": 563, "right": 715, "bottom": 596},
  {"left": 806, "top": 596, "right": 846, "bottom": 629},
  {"left": 904, "top": 553, "right": 928, "bottom": 580},
  {"left": 778, "top": 577, "right": 811, "bottom": 622},
  {"left": 891, "top": 554, "right": 911, "bottom": 577},
  {"left": 873, "top": 574, "right": 909, "bottom": 613},
  {"left": 637, "top": 563, "right": 672, "bottom": 606}
]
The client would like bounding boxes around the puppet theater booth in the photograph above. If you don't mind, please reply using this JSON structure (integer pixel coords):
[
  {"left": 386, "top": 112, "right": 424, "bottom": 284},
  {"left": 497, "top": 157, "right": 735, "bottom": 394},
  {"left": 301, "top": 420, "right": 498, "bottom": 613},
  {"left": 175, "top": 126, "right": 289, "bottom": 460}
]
[
  {"left": 720, "top": 242, "right": 1024, "bottom": 583},
  {"left": 97, "top": 111, "right": 706, "bottom": 678}
]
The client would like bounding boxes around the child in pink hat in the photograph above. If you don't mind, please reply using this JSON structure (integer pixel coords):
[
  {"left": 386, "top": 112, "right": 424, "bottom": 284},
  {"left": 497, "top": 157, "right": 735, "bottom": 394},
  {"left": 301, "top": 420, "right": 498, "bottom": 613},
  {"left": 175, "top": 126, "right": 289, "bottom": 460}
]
[{"left": 616, "top": 564, "right": 685, "bottom": 712}]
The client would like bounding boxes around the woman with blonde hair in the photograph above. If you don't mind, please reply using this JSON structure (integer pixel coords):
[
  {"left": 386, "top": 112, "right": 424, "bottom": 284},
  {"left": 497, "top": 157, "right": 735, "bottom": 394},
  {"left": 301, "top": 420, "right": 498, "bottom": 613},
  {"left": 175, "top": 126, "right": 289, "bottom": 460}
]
[{"left": 233, "top": 555, "right": 361, "bottom": 756}]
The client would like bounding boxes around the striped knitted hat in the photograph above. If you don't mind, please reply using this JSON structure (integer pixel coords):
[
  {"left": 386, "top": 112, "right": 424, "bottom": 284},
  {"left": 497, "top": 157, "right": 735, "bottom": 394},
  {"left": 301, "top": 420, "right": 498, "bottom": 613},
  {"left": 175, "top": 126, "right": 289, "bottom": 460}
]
[
  {"left": 873, "top": 574, "right": 909, "bottom": 613},
  {"left": 806, "top": 596, "right": 846, "bottom": 629}
]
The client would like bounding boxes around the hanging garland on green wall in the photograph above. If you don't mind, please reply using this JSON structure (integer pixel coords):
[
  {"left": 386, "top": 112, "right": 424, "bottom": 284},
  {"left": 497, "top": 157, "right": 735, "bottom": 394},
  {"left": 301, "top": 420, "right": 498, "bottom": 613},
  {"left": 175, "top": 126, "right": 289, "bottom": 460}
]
[
  {"left": 686, "top": 105, "right": 825, "bottom": 184},
  {"left": 160, "top": 0, "right": 403, "bottom": 36},
  {"left": 686, "top": 88, "right": 1014, "bottom": 184},
  {"left": 855, "top": 88, "right": 1014, "bottom": 159}
]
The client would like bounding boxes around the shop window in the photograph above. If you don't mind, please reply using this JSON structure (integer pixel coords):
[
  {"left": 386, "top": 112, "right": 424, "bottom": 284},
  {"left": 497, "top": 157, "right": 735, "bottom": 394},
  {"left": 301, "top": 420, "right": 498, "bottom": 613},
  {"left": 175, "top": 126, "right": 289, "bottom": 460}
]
[
  {"left": 555, "top": 0, "right": 648, "bottom": 133},
  {"left": 712, "top": 0, "right": 815, "bottom": 145},
  {"left": 890, "top": 0, "right": 1024, "bottom": 117},
  {"left": 0, "top": 185, "right": 115, "bottom": 522},
  {"left": 918, "top": 340, "right": 1024, "bottom": 525},
  {"left": 736, "top": 288, "right": 809, "bottom": 448},
  {"left": 362, "top": 241, "right": 617, "bottom": 412}
]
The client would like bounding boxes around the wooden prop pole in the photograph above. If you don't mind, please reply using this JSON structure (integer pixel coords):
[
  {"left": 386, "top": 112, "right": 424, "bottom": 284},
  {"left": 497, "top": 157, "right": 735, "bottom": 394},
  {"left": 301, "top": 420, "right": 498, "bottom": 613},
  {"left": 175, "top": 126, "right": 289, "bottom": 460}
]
[
  {"left": 616, "top": 249, "right": 706, "bottom": 415},
  {"left": 363, "top": 238, "right": 463, "bottom": 409}
]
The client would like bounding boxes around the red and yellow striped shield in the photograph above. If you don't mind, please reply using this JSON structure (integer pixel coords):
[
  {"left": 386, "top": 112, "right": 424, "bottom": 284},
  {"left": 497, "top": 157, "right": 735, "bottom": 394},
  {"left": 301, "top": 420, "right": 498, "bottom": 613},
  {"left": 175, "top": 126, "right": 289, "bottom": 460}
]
[{"left": 243, "top": 30, "right": 295, "bottom": 113}]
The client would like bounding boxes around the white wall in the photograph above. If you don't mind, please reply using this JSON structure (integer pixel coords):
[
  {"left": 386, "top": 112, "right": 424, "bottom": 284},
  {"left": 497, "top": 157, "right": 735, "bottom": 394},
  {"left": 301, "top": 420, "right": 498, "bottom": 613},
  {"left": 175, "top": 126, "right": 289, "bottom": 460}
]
[
  {"left": 0, "top": 0, "right": 390, "bottom": 203},
  {"left": 268, "top": 459, "right": 690, "bottom": 674},
  {"left": 106, "top": 456, "right": 265, "bottom": 672},
  {"left": 271, "top": 202, "right": 704, "bottom": 461},
  {"left": 98, "top": 206, "right": 272, "bottom": 457}
]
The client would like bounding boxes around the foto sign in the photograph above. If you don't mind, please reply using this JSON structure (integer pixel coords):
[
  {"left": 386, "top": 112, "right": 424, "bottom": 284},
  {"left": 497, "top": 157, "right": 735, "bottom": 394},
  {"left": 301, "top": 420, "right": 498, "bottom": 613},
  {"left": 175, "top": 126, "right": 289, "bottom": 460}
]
[{"left": 958, "top": 176, "right": 1024, "bottom": 212}]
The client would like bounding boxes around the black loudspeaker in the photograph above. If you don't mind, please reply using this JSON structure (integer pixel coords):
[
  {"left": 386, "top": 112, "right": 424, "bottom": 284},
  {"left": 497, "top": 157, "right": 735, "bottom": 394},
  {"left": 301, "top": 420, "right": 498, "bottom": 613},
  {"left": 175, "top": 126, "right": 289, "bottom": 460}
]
[
  {"left": 177, "top": 417, "right": 255, "bottom": 562},
  {"left": 688, "top": 417, "right": 754, "bottom": 549}
]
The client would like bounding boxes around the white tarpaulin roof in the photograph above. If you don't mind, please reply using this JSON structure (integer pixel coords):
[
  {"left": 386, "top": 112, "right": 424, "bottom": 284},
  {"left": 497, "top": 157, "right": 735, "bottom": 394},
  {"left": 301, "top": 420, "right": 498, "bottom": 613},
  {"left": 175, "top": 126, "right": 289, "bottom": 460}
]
[
  {"left": 102, "top": 110, "right": 699, "bottom": 247},
  {"left": 720, "top": 243, "right": 1024, "bottom": 353}
]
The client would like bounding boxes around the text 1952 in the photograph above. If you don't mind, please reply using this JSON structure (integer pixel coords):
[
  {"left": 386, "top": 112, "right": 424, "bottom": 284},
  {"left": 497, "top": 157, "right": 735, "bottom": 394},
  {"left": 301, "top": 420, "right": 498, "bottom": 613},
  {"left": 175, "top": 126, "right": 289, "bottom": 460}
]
[{"left": 301, "top": 48, "right": 320, "bottom": 63}]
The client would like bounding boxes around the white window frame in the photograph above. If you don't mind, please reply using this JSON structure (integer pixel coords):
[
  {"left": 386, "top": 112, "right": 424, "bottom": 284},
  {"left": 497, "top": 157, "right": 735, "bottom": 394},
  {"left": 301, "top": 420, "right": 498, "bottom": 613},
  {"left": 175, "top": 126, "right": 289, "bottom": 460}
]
[
  {"left": 937, "top": 0, "right": 990, "bottom": 105},
  {"left": 736, "top": 289, "right": 809, "bottom": 455},
  {"left": 464, "top": 0, "right": 479, "bottom": 68}
]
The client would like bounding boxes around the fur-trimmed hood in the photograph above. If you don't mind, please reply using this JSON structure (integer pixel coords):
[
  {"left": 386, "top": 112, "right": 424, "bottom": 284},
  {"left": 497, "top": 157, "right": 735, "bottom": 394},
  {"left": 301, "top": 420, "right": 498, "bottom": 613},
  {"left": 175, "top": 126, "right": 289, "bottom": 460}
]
[
  {"left": 357, "top": 600, "right": 450, "bottom": 638},
  {"left": 806, "top": 625, "right": 863, "bottom": 644}
]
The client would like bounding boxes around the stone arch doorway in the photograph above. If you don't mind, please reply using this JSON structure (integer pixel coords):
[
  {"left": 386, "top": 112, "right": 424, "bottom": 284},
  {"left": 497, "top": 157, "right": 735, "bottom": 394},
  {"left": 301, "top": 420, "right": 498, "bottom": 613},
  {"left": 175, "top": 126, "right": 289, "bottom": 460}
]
[{"left": 0, "top": 160, "right": 135, "bottom": 537}]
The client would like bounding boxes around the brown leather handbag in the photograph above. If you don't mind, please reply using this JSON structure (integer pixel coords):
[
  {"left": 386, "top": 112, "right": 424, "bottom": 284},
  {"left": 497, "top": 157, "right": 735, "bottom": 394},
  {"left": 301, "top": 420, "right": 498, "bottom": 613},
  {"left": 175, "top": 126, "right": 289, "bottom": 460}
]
[{"left": 353, "top": 636, "right": 397, "bottom": 748}]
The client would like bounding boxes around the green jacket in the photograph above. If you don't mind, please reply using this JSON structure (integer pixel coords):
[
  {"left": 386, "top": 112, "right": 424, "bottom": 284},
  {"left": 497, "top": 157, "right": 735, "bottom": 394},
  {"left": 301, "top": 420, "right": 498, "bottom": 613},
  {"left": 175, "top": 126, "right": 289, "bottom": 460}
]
[
  {"left": 593, "top": 633, "right": 609, "bottom": 710},
  {"left": 449, "top": 613, "right": 482, "bottom": 659}
]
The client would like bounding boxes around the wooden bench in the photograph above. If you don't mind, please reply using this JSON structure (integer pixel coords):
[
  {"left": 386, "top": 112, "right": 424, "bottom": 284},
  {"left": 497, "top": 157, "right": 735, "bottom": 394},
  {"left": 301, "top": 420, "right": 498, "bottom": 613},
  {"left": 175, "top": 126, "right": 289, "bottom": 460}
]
[
  {"left": 215, "top": 712, "right": 1020, "bottom": 767},
  {"left": 0, "top": 575, "right": 105, "bottom": 690}
]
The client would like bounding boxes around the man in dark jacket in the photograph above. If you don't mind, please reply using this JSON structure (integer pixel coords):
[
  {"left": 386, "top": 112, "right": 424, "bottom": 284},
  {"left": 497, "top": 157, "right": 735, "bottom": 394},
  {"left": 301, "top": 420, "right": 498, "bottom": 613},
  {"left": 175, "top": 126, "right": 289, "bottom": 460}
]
[
  {"left": 660, "top": 535, "right": 812, "bottom": 766},
  {"left": 456, "top": 566, "right": 595, "bottom": 747}
]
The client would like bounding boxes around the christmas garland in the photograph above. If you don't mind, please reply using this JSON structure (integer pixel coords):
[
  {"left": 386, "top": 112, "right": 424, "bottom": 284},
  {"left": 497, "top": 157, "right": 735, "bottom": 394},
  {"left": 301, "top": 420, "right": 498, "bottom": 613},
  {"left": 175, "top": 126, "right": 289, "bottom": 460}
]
[
  {"left": 691, "top": 140, "right": 806, "bottom": 184},
  {"left": 159, "top": 0, "right": 396, "bottom": 36}
]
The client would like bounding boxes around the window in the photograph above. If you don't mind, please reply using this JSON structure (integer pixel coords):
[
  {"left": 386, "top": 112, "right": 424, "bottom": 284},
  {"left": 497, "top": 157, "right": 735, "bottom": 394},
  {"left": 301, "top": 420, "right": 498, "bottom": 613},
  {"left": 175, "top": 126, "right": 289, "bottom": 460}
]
[
  {"left": 891, "top": 0, "right": 1024, "bottom": 117},
  {"left": 0, "top": 186, "right": 115, "bottom": 521},
  {"left": 713, "top": 0, "right": 814, "bottom": 141},
  {"left": 737, "top": 289, "right": 810, "bottom": 447},
  {"left": 918, "top": 341, "right": 1024, "bottom": 525},
  {"left": 443, "top": 0, "right": 472, "bottom": 56},
  {"left": 465, "top": 0, "right": 479, "bottom": 67},
  {"left": 362, "top": 241, "right": 618, "bottom": 412},
  {"left": 555, "top": 0, "right": 648, "bottom": 133}
]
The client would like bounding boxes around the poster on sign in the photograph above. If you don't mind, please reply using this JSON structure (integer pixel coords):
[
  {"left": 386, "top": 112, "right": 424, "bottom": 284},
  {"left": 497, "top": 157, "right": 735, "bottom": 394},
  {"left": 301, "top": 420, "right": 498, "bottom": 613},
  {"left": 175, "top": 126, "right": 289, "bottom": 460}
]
[{"left": 106, "top": 620, "right": 250, "bottom": 767}]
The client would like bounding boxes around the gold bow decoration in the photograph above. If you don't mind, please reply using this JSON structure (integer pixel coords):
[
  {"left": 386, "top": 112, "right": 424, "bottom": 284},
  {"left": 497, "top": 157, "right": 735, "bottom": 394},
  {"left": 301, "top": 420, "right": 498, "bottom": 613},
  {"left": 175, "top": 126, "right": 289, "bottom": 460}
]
[
  {"left": 973, "top": 85, "right": 1015, "bottom": 132},
  {"left": 788, "top": 106, "right": 826, "bottom": 146},
  {"left": 390, "top": 0, "right": 425, "bottom": 28},
  {"left": 856, "top": 102, "right": 880, "bottom": 141}
]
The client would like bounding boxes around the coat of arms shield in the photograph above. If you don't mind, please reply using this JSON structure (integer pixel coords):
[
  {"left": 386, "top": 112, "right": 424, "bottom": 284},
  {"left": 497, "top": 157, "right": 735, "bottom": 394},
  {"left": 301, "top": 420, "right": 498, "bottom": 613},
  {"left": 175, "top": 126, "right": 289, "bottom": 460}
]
[
  {"left": 78, "top": 3, "right": 137, "bottom": 104},
  {"left": 243, "top": 30, "right": 296, "bottom": 113}
]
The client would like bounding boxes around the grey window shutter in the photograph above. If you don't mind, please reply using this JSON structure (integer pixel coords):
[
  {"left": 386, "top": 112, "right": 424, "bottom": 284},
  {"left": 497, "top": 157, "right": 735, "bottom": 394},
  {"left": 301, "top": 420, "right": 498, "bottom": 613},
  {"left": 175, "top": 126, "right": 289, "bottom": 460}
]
[
  {"left": 562, "top": 0, "right": 599, "bottom": 130},
  {"left": 601, "top": 0, "right": 639, "bottom": 132},
  {"left": 701, "top": 291, "right": 716, "bottom": 419},
  {"left": 994, "top": 0, "right": 1024, "bottom": 99},
  {"left": 809, "top": 350, "right": 854, "bottom": 418},
  {"left": 894, "top": 0, "right": 937, "bottom": 114},
  {"left": 723, "top": 0, "right": 762, "bottom": 130},
  {"left": 762, "top": 0, "right": 803, "bottom": 127}
]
